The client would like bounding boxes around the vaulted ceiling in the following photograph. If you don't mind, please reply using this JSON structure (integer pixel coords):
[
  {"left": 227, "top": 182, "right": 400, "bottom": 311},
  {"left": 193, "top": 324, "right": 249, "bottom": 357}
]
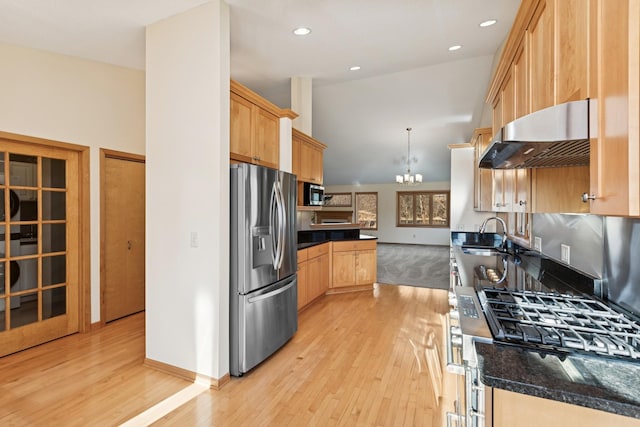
[{"left": 0, "top": 0, "right": 521, "bottom": 184}]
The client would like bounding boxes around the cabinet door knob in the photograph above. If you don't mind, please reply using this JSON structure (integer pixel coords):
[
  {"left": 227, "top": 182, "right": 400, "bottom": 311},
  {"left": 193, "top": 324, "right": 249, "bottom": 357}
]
[
  {"left": 519, "top": 200, "right": 527, "bottom": 206},
  {"left": 127, "top": 240, "right": 132, "bottom": 250},
  {"left": 581, "top": 193, "right": 596, "bottom": 203}
]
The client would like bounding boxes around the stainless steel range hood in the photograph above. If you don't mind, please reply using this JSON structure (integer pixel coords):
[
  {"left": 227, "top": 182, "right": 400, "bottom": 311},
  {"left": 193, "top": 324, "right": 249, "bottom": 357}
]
[{"left": 478, "top": 100, "right": 590, "bottom": 169}]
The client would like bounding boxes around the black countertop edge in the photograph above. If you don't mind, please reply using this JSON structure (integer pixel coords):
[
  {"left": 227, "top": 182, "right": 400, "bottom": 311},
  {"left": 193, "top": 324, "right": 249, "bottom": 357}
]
[
  {"left": 476, "top": 341, "right": 640, "bottom": 419},
  {"left": 297, "top": 240, "right": 329, "bottom": 250},
  {"left": 297, "top": 235, "right": 377, "bottom": 251}
]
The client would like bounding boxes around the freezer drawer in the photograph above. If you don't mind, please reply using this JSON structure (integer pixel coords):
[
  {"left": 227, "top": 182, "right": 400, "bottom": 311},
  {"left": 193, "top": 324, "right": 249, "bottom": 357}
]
[{"left": 230, "top": 274, "right": 298, "bottom": 376}]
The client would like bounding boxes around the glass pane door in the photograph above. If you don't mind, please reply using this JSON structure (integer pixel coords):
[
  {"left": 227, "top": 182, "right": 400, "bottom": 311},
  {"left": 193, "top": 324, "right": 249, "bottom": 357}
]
[{"left": 0, "top": 143, "right": 78, "bottom": 355}]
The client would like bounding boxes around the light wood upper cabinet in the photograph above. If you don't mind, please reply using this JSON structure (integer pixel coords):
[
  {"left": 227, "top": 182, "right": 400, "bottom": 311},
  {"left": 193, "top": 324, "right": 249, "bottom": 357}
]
[
  {"left": 252, "top": 107, "right": 280, "bottom": 168},
  {"left": 555, "top": 0, "right": 590, "bottom": 103},
  {"left": 587, "top": 0, "right": 640, "bottom": 216},
  {"left": 472, "top": 128, "right": 494, "bottom": 212},
  {"left": 230, "top": 92, "right": 254, "bottom": 161},
  {"left": 513, "top": 39, "right": 529, "bottom": 119},
  {"left": 484, "top": 0, "right": 640, "bottom": 216},
  {"left": 230, "top": 80, "right": 297, "bottom": 170},
  {"left": 528, "top": 0, "right": 555, "bottom": 112},
  {"left": 292, "top": 128, "right": 326, "bottom": 185}
]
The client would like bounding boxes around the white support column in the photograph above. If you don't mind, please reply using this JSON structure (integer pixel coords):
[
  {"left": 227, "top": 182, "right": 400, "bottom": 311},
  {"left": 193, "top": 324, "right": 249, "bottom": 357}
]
[
  {"left": 291, "top": 76, "right": 312, "bottom": 135},
  {"left": 280, "top": 117, "right": 293, "bottom": 173},
  {"left": 146, "top": 0, "right": 230, "bottom": 381}
]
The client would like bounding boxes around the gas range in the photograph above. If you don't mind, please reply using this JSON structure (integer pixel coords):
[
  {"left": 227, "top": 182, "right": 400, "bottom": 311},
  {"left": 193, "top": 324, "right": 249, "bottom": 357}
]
[
  {"left": 479, "top": 287, "right": 640, "bottom": 360},
  {"left": 459, "top": 243, "right": 640, "bottom": 362}
]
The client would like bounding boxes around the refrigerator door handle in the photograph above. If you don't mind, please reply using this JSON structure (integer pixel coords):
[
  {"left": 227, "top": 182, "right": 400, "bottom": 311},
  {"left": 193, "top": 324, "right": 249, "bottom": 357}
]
[
  {"left": 270, "top": 181, "right": 279, "bottom": 269},
  {"left": 276, "top": 180, "right": 287, "bottom": 270},
  {"left": 247, "top": 278, "right": 296, "bottom": 304}
]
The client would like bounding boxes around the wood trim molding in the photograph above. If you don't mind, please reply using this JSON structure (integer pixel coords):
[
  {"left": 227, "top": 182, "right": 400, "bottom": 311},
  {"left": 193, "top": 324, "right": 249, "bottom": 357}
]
[
  {"left": 447, "top": 143, "right": 473, "bottom": 149},
  {"left": 102, "top": 148, "right": 145, "bottom": 163},
  {"left": 78, "top": 145, "right": 91, "bottom": 333},
  {"left": 144, "top": 358, "right": 231, "bottom": 390},
  {"left": 231, "top": 79, "right": 299, "bottom": 120},
  {"left": 485, "top": 0, "right": 541, "bottom": 104},
  {"left": 0, "top": 130, "right": 92, "bottom": 333},
  {"left": 326, "top": 284, "right": 374, "bottom": 295},
  {"left": 473, "top": 127, "right": 493, "bottom": 138},
  {"left": 281, "top": 109, "right": 299, "bottom": 120},
  {"left": 292, "top": 128, "right": 328, "bottom": 149},
  {"left": 99, "top": 149, "right": 145, "bottom": 326}
]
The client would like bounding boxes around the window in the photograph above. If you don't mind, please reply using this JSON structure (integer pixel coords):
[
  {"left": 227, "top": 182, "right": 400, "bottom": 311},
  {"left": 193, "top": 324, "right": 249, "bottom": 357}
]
[
  {"left": 355, "top": 192, "right": 378, "bottom": 230},
  {"left": 324, "top": 192, "right": 352, "bottom": 207},
  {"left": 396, "top": 191, "right": 450, "bottom": 227}
]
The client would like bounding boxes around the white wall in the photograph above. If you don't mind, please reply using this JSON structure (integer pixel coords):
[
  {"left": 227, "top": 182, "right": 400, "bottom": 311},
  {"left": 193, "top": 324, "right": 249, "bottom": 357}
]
[
  {"left": 450, "top": 146, "right": 493, "bottom": 232},
  {"left": 0, "top": 42, "right": 145, "bottom": 323},
  {"left": 146, "top": 1, "right": 230, "bottom": 380},
  {"left": 324, "top": 182, "right": 451, "bottom": 245}
]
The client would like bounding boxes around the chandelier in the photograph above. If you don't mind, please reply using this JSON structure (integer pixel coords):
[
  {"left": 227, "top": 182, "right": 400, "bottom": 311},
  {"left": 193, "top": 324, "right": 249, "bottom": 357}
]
[{"left": 395, "top": 127, "right": 422, "bottom": 184}]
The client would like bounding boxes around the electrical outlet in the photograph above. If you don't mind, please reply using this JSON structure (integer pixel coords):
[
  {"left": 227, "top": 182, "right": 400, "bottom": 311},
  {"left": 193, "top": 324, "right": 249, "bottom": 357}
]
[
  {"left": 561, "top": 244, "right": 570, "bottom": 264},
  {"left": 457, "top": 224, "right": 465, "bottom": 231},
  {"left": 190, "top": 231, "right": 199, "bottom": 248},
  {"left": 534, "top": 236, "right": 542, "bottom": 251}
]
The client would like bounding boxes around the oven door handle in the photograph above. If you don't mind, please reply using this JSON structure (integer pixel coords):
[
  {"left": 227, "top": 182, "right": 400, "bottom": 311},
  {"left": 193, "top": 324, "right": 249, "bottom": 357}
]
[
  {"left": 446, "top": 411, "right": 465, "bottom": 427},
  {"left": 446, "top": 312, "right": 465, "bottom": 375}
]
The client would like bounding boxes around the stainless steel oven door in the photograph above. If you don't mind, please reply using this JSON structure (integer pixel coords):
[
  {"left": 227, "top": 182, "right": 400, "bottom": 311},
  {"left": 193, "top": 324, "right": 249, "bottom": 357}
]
[
  {"left": 445, "top": 311, "right": 466, "bottom": 427},
  {"left": 465, "top": 361, "right": 487, "bottom": 427}
]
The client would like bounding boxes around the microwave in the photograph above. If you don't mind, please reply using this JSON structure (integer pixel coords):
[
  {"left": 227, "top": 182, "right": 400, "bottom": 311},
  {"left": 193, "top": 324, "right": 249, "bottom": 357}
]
[{"left": 303, "top": 183, "right": 325, "bottom": 206}]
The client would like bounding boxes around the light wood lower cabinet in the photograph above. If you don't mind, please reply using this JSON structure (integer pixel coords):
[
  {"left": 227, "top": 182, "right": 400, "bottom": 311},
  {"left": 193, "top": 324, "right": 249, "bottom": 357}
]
[
  {"left": 297, "top": 242, "right": 329, "bottom": 310},
  {"left": 297, "top": 240, "right": 377, "bottom": 310},
  {"left": 330, "top": 240, "right": 377, "bottom": 291},
  {"left": 297, "top": 249, "right": 309, "bottom": 311},
  {"left": 493, "top": 388, "right": 640, "bottom": 427}
]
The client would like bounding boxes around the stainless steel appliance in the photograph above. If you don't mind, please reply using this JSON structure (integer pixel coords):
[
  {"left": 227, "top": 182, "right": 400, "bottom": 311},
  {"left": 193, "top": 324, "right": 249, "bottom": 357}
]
[
  {"left": 302, "top": 182, "right": 324, "bottom": 206},
  {"left": 230, "top": 163, "right": 298, "bottom": 377},
  {"left": 473, "top": 251, "right": 640, "bottom": 362},
  {"left": 446, "top": 283, "right": 492, "bottom": 427},
  {"left": 448, "top": 229, "right": 640, "bottom": 425},
  {"left": 480, "top": 287, "right": 640, "bottom": 359},
  {"left": 479, "top": 99, "right": 590, "bottom": 169}
]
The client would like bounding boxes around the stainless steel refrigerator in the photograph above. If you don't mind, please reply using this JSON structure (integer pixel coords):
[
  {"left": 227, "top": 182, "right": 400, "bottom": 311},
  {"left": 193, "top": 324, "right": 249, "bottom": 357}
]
[{"left": 229, "top": 163, "right": 298, "bottom": 376}]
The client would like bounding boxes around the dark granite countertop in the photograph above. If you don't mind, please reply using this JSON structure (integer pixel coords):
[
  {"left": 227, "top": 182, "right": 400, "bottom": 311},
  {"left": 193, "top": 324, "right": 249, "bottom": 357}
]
[
  {"left": 297, "top": 228, "right": 377, "bottom": 251},
  {"left": 476, "top": 341, "right": 640, "bottom": 419}
]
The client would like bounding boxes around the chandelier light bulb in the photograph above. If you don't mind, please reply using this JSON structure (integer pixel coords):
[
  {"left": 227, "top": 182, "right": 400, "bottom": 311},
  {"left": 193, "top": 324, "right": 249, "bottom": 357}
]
[{"left": 396, "top": 127, "right": 423, "bottom": 185}]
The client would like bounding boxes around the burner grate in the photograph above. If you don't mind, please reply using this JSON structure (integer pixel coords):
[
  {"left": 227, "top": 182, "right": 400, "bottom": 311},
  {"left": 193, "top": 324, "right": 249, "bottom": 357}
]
[{"left": 482, "top": 288, "right": 640, "bottom": 359}]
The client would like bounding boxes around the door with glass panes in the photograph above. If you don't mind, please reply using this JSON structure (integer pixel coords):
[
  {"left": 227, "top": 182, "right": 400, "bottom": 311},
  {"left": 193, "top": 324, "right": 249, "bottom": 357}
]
[{"left": 0, "top": 140, "right": 79, "bottom": 357}]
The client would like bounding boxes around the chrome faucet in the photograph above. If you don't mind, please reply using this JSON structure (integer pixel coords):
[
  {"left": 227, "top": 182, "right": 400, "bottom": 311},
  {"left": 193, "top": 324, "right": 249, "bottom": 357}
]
[{"left": 479, "top": 216, "right": 507, "bottom": 248}]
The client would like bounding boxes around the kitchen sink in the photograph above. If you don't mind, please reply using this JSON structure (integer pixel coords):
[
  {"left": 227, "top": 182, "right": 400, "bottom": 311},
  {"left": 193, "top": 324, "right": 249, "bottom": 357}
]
[
  {"left": 460, "top": 245, "right": 507, "bottom": 256},
  {"left": 451, "top": 231, "right": 503, "bottom": 248}
]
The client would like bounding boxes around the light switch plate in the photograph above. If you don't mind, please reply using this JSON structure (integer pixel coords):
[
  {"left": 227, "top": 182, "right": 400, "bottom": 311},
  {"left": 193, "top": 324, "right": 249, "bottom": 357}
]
[
  {"left": 561, "top": 244, "right": 570, "bottom": 264},
  {"left": 534, "top": 236, "right": 542, "bottom": 252}
]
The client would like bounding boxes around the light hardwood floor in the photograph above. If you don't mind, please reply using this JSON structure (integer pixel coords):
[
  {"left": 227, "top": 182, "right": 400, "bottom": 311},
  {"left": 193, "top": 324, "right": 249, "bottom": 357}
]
[{"left": 0, "top": 284, "right": 450, "bottom": 426}]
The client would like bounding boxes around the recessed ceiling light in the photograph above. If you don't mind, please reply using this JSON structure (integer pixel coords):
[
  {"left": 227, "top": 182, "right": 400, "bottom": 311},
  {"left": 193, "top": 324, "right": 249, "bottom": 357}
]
[
  {"left": 349, "top": 66, "right": 361, "bottom": 71},
  {"left": 480, "top": 19, "right": 497, "bottom": 27},
  {"left": 448, "top": 45, "right": 462, "bottom": 51},
  {"left": 293, "top": 27, "right": 311, "bottom": 36}
]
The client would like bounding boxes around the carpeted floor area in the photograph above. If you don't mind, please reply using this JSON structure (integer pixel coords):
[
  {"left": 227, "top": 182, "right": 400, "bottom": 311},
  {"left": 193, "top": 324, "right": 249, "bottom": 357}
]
[{"left": 376, "top": 243, "right": 450, "bottom": 289}]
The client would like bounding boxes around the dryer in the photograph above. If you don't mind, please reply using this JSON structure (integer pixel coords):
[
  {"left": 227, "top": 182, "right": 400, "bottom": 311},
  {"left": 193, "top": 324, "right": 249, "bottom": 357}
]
[{"left": 0, "top": 188, "right": 21, "bottom": 312}]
